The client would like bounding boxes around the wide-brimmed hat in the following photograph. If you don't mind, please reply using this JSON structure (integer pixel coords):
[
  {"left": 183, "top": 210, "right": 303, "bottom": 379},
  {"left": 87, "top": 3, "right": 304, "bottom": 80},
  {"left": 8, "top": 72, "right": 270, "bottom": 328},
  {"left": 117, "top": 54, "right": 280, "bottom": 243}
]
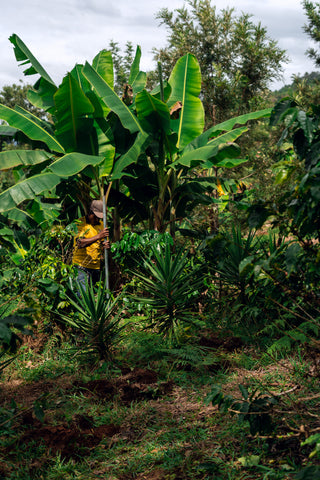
[{"left": 90, "top": 200, "right": 104, "bottom": 218}]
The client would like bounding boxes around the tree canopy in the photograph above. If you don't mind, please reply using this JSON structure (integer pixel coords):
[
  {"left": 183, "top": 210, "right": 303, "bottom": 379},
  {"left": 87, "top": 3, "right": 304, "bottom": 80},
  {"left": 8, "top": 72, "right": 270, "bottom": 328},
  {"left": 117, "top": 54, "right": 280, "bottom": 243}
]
[
  {"left": 153, "top": 0, "right": 288, "bottom": 125},
  {"left": 0, "top": 82, "right": 46, "bottom": 119},
  {"left": 303, "top": 0, "right": 320, "bottom": 67}
]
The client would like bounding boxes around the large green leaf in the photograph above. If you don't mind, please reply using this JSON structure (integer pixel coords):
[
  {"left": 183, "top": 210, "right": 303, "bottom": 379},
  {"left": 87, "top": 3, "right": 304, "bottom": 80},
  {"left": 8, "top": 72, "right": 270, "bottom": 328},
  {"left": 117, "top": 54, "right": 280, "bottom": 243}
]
[
  {"left": 132, "top": 72, "right": 147, "bottom": 96},
  {"left": 269, "top": 98, "right": 295, "bottom": 126},
  {"left": 168, "top": 54, "right": 204, "bottom": 150},
  {"left": 135, "top": 90, "right": 171, "bottom": 134},
  {"left": 83, "top": 62, "right": 144, "bottom": 135},
  {"left": 70, "top": 64, "right": 92, "bottom": 93},
  {"left": 27, "top": 77, "right": 57, "bottom": 112},
  {"left": 129, "top": 46, "right": 142, "bottom": 84},
  {"left": 0, "top": 173, "right": 61, "bottom": 212},
  {"left": 207, "top": 127, "right": 248, "bottom": 146},
  {"left": 9, "top": 34, "right": 56, "bottom": 86},
  {"left": 0, "top": 150, "right": 52, "bottom": 170},
  {"left": 89, "top": 50, "right": 115, "bottom": 118},
  {"left": 6, "top": 207, "right": 36, "bottom": 227},
  {"left": 92, "top": 50, "right": 114, "bottom": 88},
  {"left": 54, "top": 73, "right": 95, "bottom": 153},
  {"left": 13, "top": 105, "right": 48, "bottom": 128},
  {"left": 93, "top": 119, "right": 114, "bottom": 155},
  {"left": 48, "top": 152, "right": 110, "bottom": 177},
  {"left": 174, "top": 127, "right": 248, "bottom": 168},
  {"left": 0, "top": 104, "right": 65, "bottom": 154},
  {"left": 99, "top": 150, "right": 115, "bottom": 178},
  {"left": 9, "top": 34, "right": 57, "bottom": 113},
  {"left": 0, "top": 125, "right": 17, "bottom": 136},
  {"left": 210, "top": 157, "right": 247, "bottom": 168},
  {"left": 127, "top": 46, "right": 147, "bottom": 95},
  {"left": 201, "top": 143, "right": 242, "bottom": 167},
  {"left": 111, "top": 132, "right": 149, "bottom": 180},
  {"left": 189, "top": 108, "right": 271, "bottom": 149},
  {"left": 69, "top": 64, "right": 108, "bottom": 119}
]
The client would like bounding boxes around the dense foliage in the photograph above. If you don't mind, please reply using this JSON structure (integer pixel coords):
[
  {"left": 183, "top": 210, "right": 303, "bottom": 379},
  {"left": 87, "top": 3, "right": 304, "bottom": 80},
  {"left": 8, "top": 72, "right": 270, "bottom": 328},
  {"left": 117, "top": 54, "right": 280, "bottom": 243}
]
[{"left": 2, "top": 6, "right": 320, "bottom": 477}]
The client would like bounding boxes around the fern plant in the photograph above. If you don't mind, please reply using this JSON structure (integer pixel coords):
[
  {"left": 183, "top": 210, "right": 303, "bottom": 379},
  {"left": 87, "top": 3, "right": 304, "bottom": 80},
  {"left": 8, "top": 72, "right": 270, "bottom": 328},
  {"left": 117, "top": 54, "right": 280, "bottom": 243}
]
[{"left": 130, "top": 241, "right": 204, "bottom": 342}]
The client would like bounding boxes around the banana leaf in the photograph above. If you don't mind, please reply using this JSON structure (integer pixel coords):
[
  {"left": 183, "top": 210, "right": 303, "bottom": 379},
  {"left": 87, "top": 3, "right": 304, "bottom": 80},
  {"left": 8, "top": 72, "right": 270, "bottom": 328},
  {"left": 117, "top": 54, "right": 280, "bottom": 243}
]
[
  {"left": 88, "top": 50, "right": 114, "bottom": 118},
  {"left": 128, "top": 46, "right": 147, "bottom": 96},
  {"left": 83, "top": 62, "right": 145, "bottom": 135},
  {"left": 9, "top": 34, "right": 55, "bottom": 85},
  {"left": 0, "top": 104, "right": 65, "bottom": 154},
  {"left": 0, "top": 149, "right": 53, "bottom": 170},
  {"left": 54, "top": 73, "right": 95, "bottom": 153},
  {"left": 92, "top": 50, "right": 114, "bottom": 88},
  {"left": 167, "top": 54, "right": 204, "bottom": 149},
  {"left": 111, "top": 131, "right": 149, "bottom": 180},
  {"left": 9, "top": 34, "right": 57, "bottom": 112},
  {"left": 132, "top": 72, "right": 147, "bottom": 97},
  {"left": 48, "top": 151, "right": 113, "bottom": 177},
  {"left": 128, "top": 45, "right": 142, "bottom": 85},
  {"left": 0, "top": 125, "right": 17, "bottom": 136},
  {"left": 0, "top": 173, "right": 61, "bottom": 212},
  {"left": 172, "top": 127, "right": 248, "bottom": 168},
  {"left": 188, "top": 108, "right": 272, "bottom": 149},
  {"left": 135, "top": 90, "right": 171, "bottom": 134}
]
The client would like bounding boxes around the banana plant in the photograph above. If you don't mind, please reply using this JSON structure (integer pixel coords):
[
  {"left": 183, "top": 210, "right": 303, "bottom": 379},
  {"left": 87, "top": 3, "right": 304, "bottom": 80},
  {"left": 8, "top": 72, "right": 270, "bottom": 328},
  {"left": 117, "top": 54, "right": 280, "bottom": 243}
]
[
  {"left": 0, "top": 35, "right": 147, "bottom": 224},
  {"left": 0, "top": 35, "right": 148, "bottom": 290},
  {"left": 83, "top": 53, "right": 271, "bottom": 234},
  {"left": 0, "top": 35, "right": 271, "bottom": 238}
]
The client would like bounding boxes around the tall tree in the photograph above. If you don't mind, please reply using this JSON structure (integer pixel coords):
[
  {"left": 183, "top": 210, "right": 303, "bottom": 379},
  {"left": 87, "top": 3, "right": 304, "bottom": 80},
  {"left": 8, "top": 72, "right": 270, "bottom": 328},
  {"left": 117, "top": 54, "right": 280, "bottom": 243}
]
[
  {"left": 108, "top": 40, "right": 135, "bottom": 95},
  {"left": 303, "top": 0, "right": 320, "bottom": 67},
  {"left": 153, "top": 0, "right": 287, "bottom": 125},
  {"left": 0, "top": 82, "right": 46, "bottom": 119}
]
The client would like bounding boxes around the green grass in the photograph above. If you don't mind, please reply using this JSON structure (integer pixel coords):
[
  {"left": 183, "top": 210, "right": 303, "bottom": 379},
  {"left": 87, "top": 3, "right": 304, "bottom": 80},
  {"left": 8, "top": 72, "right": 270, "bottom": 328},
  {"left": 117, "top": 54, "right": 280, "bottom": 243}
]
[{"left": 1, "top": 322, "right": 320, "bottom": 480}]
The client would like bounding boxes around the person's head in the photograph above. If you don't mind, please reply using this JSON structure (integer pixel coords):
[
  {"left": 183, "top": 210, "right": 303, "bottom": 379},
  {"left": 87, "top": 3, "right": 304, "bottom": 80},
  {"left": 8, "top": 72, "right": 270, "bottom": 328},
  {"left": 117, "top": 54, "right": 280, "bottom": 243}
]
[{"left": 87, "top": 200, "right": 104, "bottom": 225}]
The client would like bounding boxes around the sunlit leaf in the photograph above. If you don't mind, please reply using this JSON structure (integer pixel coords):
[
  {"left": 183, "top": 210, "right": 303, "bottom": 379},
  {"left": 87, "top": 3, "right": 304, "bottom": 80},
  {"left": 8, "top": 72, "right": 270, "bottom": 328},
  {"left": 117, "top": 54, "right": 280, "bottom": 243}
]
[{"left": 168, "top": 54, "right": 204, "bottom": 149}]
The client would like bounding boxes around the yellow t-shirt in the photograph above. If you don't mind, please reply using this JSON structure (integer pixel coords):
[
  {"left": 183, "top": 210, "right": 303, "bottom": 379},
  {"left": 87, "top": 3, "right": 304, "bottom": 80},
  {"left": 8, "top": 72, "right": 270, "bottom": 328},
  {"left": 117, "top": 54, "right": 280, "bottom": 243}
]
[{"left": 72, "top": 217, "right": 103, "bottom": 270}]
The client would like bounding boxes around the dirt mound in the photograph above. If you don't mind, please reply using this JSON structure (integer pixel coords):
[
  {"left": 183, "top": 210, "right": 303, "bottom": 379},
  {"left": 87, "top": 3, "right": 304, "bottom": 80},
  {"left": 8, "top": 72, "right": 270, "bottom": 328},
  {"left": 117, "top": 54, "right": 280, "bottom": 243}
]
[
  {"left": 199, "top": 332, "right": 243, "bottom": 351},
  {"left": 0, "top": 376, "right": 74, "bottom": 407},
  {"left": 73, "top": 367, "right": 173, "bottom": 403},
  {"left": 16, "top": 421, "right": 120, "bottom": 459},
  {"left": 0, "top": 368, "right": 174, "bottom": 463}
]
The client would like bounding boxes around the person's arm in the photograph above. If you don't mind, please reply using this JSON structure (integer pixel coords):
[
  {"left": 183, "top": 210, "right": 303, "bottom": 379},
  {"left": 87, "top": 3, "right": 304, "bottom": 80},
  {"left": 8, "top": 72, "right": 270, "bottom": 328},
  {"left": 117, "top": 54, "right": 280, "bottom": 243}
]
[{"left": 76, "top": 227, "right": 109, "bottom": 248}]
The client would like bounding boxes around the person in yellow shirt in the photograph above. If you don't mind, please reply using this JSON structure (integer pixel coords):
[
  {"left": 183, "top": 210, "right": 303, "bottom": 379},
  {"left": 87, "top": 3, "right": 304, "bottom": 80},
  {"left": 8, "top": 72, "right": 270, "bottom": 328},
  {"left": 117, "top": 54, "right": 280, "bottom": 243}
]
[{"left": 72, "top": 200, "right": 110, "bottom": 290}]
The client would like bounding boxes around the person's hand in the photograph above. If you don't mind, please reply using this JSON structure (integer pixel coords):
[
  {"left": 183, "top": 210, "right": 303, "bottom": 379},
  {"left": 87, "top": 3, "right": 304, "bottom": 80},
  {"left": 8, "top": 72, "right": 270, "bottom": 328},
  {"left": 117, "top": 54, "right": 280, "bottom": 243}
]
[
  {"left": 98, "top": 227, "right": 109, "bottom": 240},
  {"left": 103, "top": 240, "right": 111, "bottom": 250}
]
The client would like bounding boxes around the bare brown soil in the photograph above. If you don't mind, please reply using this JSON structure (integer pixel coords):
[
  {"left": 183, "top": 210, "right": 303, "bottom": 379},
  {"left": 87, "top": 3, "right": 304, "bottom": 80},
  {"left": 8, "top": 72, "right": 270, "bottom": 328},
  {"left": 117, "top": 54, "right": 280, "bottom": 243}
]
[{"left": 0, "top": 367, "right": 175, "bottom": 463}]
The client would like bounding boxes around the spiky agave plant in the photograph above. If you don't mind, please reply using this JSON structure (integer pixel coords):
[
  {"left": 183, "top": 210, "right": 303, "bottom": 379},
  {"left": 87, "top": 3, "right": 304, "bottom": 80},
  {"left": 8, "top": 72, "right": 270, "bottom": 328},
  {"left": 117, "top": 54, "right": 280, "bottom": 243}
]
[
  {"left": 204, "top": 226, "right": 261, "bottom": 303},
  {"left": 131, "top": 241, "right": 204, "bottom": 342},
  {"left": 60, "top": 280, "right": 125, "bottom": 361}
]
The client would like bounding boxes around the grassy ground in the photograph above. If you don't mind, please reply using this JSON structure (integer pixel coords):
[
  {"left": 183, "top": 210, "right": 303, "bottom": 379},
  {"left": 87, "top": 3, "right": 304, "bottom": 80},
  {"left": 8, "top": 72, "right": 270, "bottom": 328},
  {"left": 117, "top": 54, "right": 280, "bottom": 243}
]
[{"left": 1, "top": 324, "right": 320, "bottom": 480}]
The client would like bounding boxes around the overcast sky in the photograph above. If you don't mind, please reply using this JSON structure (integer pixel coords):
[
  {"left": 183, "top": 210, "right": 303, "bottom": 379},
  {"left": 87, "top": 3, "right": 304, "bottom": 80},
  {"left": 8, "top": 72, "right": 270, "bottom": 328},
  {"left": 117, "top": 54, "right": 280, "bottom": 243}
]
[{"left": 0, "top": 0, "right": 317, "bottom": 91}]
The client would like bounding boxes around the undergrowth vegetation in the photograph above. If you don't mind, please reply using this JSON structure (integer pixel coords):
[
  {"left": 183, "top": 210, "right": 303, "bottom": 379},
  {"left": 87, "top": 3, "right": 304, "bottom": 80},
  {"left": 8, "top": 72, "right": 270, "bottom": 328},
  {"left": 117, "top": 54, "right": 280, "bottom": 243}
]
[{"left": 1, "top": 220, "right": 320, "bottom": 479}]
